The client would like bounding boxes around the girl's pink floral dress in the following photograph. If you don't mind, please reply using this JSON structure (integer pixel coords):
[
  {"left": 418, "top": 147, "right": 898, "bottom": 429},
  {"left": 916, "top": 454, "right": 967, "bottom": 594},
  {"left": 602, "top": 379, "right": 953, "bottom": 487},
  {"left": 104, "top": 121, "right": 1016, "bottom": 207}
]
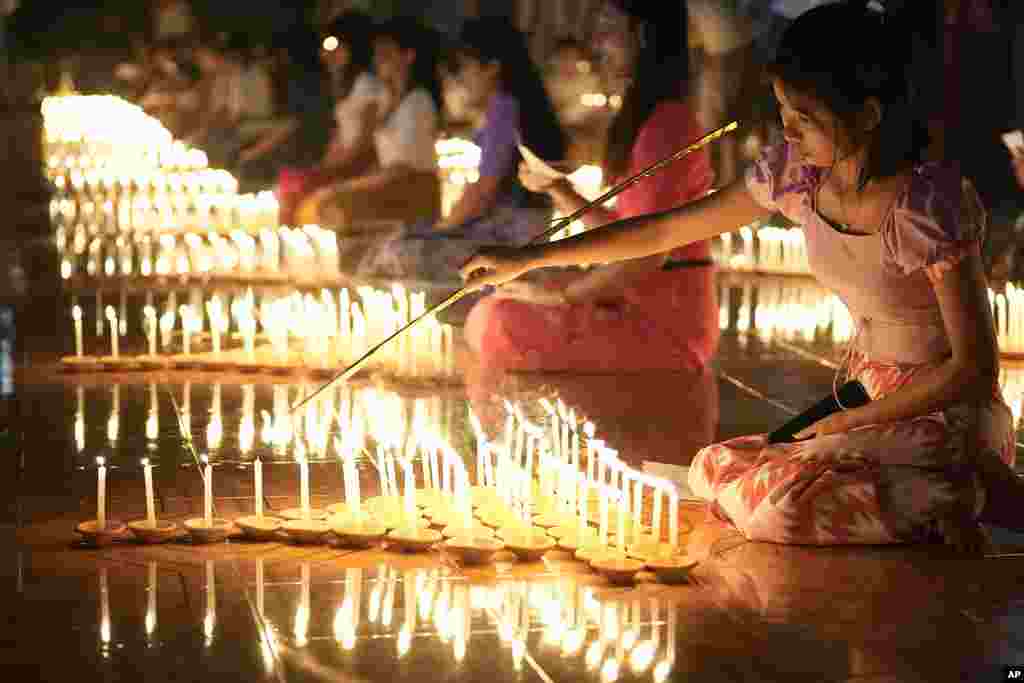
[{"left": 689, "top": 143, "right": 1016, "bottom": 545}]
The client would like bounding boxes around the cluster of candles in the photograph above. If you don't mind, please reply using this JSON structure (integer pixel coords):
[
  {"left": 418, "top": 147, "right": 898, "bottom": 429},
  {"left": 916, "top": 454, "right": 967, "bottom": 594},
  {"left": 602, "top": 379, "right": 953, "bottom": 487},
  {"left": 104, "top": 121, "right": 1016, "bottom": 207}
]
[
  {"left": 717, "top": 224, "right": 811, "bottom": 275},
  {"left": 436, "top": 137, "right": 482, "bottom": 219},
  {"left": 88, "top": 562, "right": 681, "bottom": 682},
  {"left": 579, "top": 92, "right": 623, "bottom": 110},
  {"left": 719, "top": 275, "right": 855, "bottom": 347},
  {"left": 60, "top": 222, "right": 339, "bottom": 282},
  {"left": 66, "top": 282, "right": 458, "bottom": 379},
  {"left": 80, "top": 391, "right": 686, "bottom": 582}
]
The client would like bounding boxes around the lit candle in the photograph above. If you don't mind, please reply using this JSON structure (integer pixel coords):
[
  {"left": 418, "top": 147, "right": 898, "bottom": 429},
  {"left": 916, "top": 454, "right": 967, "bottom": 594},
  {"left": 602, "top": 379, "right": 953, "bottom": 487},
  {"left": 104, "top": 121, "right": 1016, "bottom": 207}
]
[
  {"left": 144, "top": 306, "right": 157, "bottom": 356},
  {"left": 142, "top": 458, "right": 156, "bottom": 526},
  {"left": 105, "top": 306, "right": 118, "bottom": 358},
  {"left": 599, "top": 479, "right": 609, "bottom": 548},
  {"left": 159, "top": 311, "right": 174, "bottom": 351},
  {"left": 202, "top": 455, "right": 213, "bottom": 526},
  {"left": 72, "top": 305, "right": 84, "bottom": 357},
  {"left": 299, "top": 454, "right": 311, "bottom": 521},
  {"left": 179, "top": 306, "right": 192, "bottom": 356},
  {"left": 96, "top": 456, "right": 107, "bottom": 528},
  {"left": 403, "top": 456, "right": 417, "bottom": 525},
  {"left": 577, "top": 475, "right": 589, "bottom": 548},
  {"left": 669, "top": 490, "right": 679, "bottom": 551},
  {"left": 651, "top": 479, "right": 663, "bottom": 544},
  {"left": 254, "top": 458, "right": 263, "bottom": 519}
]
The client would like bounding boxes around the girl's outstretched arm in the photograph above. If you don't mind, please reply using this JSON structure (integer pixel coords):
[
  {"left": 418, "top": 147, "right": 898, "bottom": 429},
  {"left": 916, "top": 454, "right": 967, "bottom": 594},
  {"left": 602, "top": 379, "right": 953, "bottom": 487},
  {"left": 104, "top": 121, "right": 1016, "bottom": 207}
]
[{"left": 460, "top": 177, "right": 771, "bottom": 288}]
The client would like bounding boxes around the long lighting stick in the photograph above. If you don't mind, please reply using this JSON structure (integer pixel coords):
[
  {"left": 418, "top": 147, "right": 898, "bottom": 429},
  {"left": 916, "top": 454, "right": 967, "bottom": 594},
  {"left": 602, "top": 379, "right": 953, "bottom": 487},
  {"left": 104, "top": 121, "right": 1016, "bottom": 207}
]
[{"left": 292, "top": 120, "right": 741, "bottom": 413}]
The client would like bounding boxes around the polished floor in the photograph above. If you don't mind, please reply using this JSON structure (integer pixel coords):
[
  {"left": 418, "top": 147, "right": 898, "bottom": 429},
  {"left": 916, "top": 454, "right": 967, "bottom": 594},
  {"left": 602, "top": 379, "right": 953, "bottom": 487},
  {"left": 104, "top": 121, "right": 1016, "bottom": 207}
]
[{"left": 4, "top": 261, "right": 1024, "bottom": 683}]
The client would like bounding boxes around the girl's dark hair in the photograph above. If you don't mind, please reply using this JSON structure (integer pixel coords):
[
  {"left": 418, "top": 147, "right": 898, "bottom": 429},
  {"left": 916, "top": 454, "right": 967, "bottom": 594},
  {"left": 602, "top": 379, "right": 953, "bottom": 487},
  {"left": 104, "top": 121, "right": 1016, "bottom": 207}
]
[
  {"left": 767, "top": 1, "right": 931, "bottom": 186},
  {"left": 374, "top": 17, "right": 444, "bottom": 114},
  {"left": 325, "top": 11, "right": 376, "bottom": 98},
  {"left": 458, "top": 16, "right": 567, "bottom": 163},
  {"left": 604, "top": 1, "right": 691, "bottom": 179}
]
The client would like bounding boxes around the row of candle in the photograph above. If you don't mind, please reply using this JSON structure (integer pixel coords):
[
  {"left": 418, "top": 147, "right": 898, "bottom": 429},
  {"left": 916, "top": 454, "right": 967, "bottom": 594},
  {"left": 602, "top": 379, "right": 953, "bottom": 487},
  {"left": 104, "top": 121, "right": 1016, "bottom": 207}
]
[
  {"left": 42, "top": 95, "right": 211, "bottom": 174},
  {"left": 718, "top": 224, "right": 811, "bottom": 275},
  {"left": 60, "top": 223, "right": 338, "bottom": 280},
  {"left": 84, "top": 385, "right": 681, "bottom": 560},
  {"left": 51, "top": 189, "right": 279, "bottom": 235},
  {"left": 719, "top": 276, "right": 855, "bottom": 347},
  {"left": 722, "top": 272, "right": 1024, "bottom": 360},
  {"left": 85, "top": 561, "right": 679, "bottom": 682},
  {"left": 471, "top": 398, "right": 681, "bottom": 556},
  {"left": 68, "top": 285, "right": 457, "bottom": 379}
]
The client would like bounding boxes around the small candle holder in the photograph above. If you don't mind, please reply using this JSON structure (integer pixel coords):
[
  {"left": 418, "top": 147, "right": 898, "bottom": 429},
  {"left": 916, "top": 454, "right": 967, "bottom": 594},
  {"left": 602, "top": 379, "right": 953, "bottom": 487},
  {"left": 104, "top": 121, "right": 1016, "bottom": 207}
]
[
  {"left": 282, "top": 519, "right": 331, "bottom": 544},
  {"left": 441, "top": 521, "right": 495, "bottom": 540},
  {"left": 60, "top": 356, "right": 103, "bottom": 373},
  {"left": 443, "top": 536, "right": 504, "bottom": 565},
  {"left": 644, "top": 555, "right": 699, "bottom": 585},
  {"left": 184, "top": 517, "right": 233, "bottom": 544},
  {"left": 127, "top": 519, "right": 178, "bottom": 544},
  {"left": 331, "top": 518, "right": 387, "bottom": 548},
  {"left": 279, "top": 507, "right": 330, "bottom": 521},
  {"left": 76, "top": 520, "right": 127, "bottom": 546},
  {"left": 499, "top": 527, "right": 555, "bottom": 562},
  {"left": 235, "top": 515, "right": 283, "bottom": 541},
  {"left": 386, "top": 526, "right": 442, "bottom": 553},
  {"left": 590, "top": 556, "right": 645, "bottom": 585}
]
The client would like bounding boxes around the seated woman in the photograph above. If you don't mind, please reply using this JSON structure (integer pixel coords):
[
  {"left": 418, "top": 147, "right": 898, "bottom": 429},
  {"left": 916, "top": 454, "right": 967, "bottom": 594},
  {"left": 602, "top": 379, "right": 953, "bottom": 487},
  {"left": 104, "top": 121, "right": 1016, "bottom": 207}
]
[
  {"left": 360, "top": 16, "right": 567, "bottom": 279},
  {"left": 262, "top": 12, "right": 384, "bottom": 225},
  {"left": 463, "top": 0, "right": 718, "bottom": 372},
  {"left": 295, "top": 17, "right": 443, "bottom": 232},
  {"left": 461, "top": 3, "right": 1022, "bottom": 549}
]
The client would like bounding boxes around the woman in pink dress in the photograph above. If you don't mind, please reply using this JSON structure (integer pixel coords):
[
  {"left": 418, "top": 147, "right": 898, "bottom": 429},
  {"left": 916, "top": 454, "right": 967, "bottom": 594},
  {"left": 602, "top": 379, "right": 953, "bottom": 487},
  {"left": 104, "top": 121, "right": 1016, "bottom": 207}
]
[
  {"left": 462, "top": 3, "right": 1022, "bottom": 550},
  {"left": 463, "top": 0, "right": 718, "bottom": 373}
]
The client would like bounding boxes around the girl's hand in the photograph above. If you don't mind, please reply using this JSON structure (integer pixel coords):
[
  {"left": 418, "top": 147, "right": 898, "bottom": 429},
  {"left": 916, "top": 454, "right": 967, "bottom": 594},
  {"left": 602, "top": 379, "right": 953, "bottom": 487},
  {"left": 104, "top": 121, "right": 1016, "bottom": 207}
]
[
  {"left": 460, "top": 246, "right": 536, "bottom": 291},
  {"left": 792, "top": 408, "right": 866, "bottom": 440},
  {"left": 493, "top": 281, "right": 567, "bottom": 306}
]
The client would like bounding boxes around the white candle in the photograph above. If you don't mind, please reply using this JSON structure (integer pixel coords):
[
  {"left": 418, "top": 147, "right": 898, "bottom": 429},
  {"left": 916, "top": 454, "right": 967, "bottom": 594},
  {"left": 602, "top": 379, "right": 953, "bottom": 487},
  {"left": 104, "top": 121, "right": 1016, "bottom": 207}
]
[
  {"left": 651, "top": 481, "right": 662, "bottom": 544},
  {"left": 144, "top": 306, "right": 157, "bottom": 356},
  {"left": 599, "top": 480, "right": 609, "bottom": 548},
  {"left": 299, "top": 456, "right": 311, "bottom": 521},
  {"left": 669, "top": 490, "right": 679, "bottom": 551},
  {"left": 143, "top": 458, "right": 156, "bottom": 526},
  {"left": 403, "top": 458, "right": 416, "bottom": 525},
  {"left": 202, "top": 456, "right": 213, "bottom": 525},
  {"left": 72, "top": 305, "right": 84, "bottom": 357},
  {"left": 96, "top": 456, "right": 107, "bottom": 528},
  {"left": 105, "top": 306, "right": 118, "bottom": 358},
  {"left": 617, "top": 475, "right": 627, "bottom": 553},
  {"left": 254, "top": 458, "right": 263, "bottom": 519},
  {"left": 577, "top": 475, "right": 589, "bottom": 547},
  {"left": 180, "top": 306, "right": 192, "bottom": 356}
]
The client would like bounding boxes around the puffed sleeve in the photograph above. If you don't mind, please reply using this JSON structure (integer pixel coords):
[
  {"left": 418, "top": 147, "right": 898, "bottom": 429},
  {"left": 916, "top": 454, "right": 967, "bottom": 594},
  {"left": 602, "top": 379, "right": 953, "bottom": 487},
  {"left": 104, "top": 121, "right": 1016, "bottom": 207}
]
[
  {"left": 883, "top": 167, "right": 986, "bottom": 281},
  {"left": 743, "top": 142, "right": 806, "bottom": 215}
]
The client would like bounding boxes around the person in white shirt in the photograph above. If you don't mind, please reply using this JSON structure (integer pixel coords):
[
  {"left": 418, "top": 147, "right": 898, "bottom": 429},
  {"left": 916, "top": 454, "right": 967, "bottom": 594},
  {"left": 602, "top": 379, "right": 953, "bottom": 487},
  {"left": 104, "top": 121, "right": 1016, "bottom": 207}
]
[
  {"left": 297, "top": 17, "right": 443, "bottom": 232},
  {"left": 262, "top": 12, "right": 385, "bottom": 224}
]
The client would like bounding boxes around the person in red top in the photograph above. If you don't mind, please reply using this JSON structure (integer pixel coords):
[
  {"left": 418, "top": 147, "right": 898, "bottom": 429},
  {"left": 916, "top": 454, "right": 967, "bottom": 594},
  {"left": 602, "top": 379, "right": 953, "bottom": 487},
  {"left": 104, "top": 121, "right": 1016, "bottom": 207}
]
[{"left": 463, "top": 0, "right": 719, "bottom": 373}]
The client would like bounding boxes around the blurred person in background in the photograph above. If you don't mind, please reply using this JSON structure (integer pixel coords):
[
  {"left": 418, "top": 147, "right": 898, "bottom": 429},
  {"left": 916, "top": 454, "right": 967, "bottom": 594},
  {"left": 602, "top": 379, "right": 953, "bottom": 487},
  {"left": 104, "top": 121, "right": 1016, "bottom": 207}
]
[
  {"left": 545, "top": 37, "right": 601, "bottom": 128},
  {"left": 237, "top": 26, "right": 335, "bottom": 193},
  {"left": 462, "top": 0, "right": 719, "bottom": 373},
  {"left": 295, "top": 17, "right": 443, "bottom": 233},
  {"left": 360, "top": 16, "right": 567, "bottom": 281},
  {"left": 265, "top": 11, "right": 385, "bottom": 225}
]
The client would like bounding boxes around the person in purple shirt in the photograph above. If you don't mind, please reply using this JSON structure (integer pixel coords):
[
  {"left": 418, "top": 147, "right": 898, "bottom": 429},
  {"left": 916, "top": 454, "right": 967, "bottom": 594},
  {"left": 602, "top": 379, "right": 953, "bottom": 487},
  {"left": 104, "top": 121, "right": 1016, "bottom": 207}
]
[{"left": 360, "top": 17, "right": 566, "bottom": 279}]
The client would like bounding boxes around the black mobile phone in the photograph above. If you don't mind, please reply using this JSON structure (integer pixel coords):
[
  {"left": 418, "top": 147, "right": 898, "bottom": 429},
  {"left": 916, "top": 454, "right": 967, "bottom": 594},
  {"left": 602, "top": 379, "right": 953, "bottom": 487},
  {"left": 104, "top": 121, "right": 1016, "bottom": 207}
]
[{"left": 767, "top": 380, "right": 872, "bottom": 444}]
